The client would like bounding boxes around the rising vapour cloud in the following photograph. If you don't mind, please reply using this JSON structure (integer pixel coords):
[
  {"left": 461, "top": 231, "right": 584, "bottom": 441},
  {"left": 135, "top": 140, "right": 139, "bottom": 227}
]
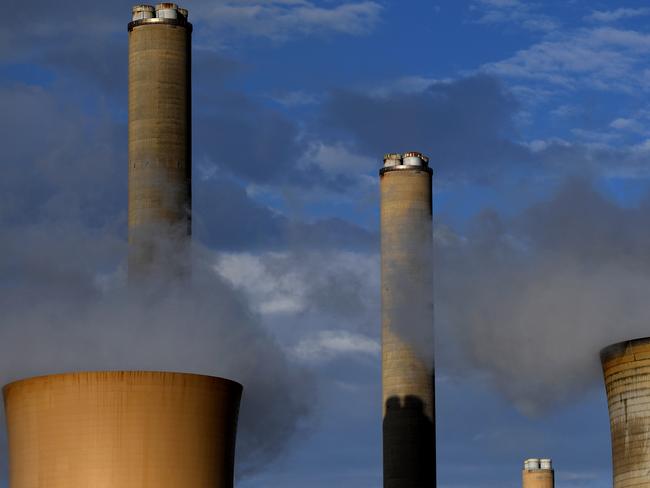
[
  {"left": 435, "top": 178, "right": 650, "bottom": 415},
  {"left": 0, "top": 219, "right": 314, "bottom": 478},
  {"left": 0, "top": 79, "right": 315, "bottom": 481}
]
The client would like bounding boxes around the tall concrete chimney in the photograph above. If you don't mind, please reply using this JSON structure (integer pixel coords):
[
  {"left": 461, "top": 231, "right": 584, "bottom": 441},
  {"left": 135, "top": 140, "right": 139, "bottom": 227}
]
[
  {"left": 601, "top": 337, "right": 650, "bottom": 487},
  {"left": 128, "top": 4, "right": 192, "bottom": 277},
  {"left": 522, "top": 458, "right": 554, "bottom": 488},
  {"left": 4, "top": 371, "right": 242, "bottom": 488},
  {"left": 380, "top": 151, "right": 435, "bottom": 487}
]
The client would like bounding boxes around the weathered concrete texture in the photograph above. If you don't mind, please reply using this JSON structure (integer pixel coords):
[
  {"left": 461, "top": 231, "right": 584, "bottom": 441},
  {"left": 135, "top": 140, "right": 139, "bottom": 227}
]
[
  {"left": 380, "top": 166, "right": 435, "bottom": 487},
  {"left": 128, "top": 19, "right": 191, "bottom": 276},
  {"left": 522, "top": 470, "right": 554, "bottom": 488},
  {"left": 601, "top": 337, "right": 650, "bottom": 488},
  {"left": 4, "top": 371, "right": 242, "bottom": 488}
]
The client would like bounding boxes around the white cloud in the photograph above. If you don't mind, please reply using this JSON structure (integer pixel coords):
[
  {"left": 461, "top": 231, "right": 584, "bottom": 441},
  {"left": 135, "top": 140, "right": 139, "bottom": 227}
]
[
  {"left": 610, "top": 117, "right": 646, "bottom": 133},
  {"left": 270, "top": 90, "right": 321, "bottom": 107},
  {"left": 525, "top": 138, "right": 570, "bottom": 153},
  {"left": 214, "top": 250, "right": 381, "bottom": 368},
  {"left": 193, "top": 0, "right": 383, "bottom": 43},
  {"left": 606, "top": 108, "right": 650, "bottom": 136},
  {"left": 368, "top": 75, "right": 451, "bottom": 97},
  {"left": 550, "top": 104, "right": 579, "bottom": 118},
  {"left": 292, "top": 330, "right": 380, "bottom": 362},
  {"left": 478, "top": 0, "right": 522, "bottom": 6},
  {"left": 483, "top": 27, "right": 650, "bottom": 92},
  {"left": 215, "top": 252, "right": 306, "bottom": 314},
  {"left": 308, "top": 142, "right": 376, "bottom": 173},
  {"left": 610, "top": 117, "right": 635, "bottom": 129},
  {"left": 520, "top": 134, "right": 650, "bottom": 179},
  {"left": 214, "top": 250, "right": 379, "bottom": 318},
  {"left": 570, "top": 127, "right": 621, "bottom": 144},
  {"left": 630, "top": 138, "right": 650, "bottom": 155},
  {"left": 470, "top": 0, "right": 558, "bottom": 32},
  {"left": 586, "top": 8, "right": 650, "bottom": 23}
]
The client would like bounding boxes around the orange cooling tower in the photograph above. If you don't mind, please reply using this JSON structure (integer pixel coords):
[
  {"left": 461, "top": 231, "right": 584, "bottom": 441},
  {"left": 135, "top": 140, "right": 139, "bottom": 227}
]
[
  {"left": 522, "top": 459, "right": 554, "bottom": 488},
  {"left": 4, "top": 371, "right": 242, "bottom": 488},
  {"left": 601, "top": 337, "right": 650, "bottom": 487}
]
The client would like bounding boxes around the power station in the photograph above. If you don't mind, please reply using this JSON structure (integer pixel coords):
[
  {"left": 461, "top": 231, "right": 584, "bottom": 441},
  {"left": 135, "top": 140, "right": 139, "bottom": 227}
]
[
  {"left": 3, "top": 2, "right": 650, "bottom": 487},
  {"left": 522, "top": 459, "right": 554, "bottom": 488},
  {"left": 128, "top": 3, "right": 192, "bottom": 277},
  {"left": 2, "top": 6, "right": 242, "bottom": 488},
  {"left": 380, "top": 152, "right": 435, "bottom": 487}
]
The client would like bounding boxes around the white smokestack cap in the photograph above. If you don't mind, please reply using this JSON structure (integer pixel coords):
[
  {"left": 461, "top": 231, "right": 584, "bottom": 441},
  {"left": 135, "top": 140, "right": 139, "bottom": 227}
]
[
  {"left": 402, "top": 151, "right": 429, "bottom": 167},
  {"left": 132, "top": 4, "right": 155, "bottom": 21},
  {"left": 383, "top": 153, "right": 402, "bottom": 168},
  {"left": 156, "top": 3, "right": 178, "bottom": 18},
  {"left": 540, "top": 459, "right": 552, "bottom": 470},
  {"left": 524, "top": 459, "right": 540, "bottom": 470}
]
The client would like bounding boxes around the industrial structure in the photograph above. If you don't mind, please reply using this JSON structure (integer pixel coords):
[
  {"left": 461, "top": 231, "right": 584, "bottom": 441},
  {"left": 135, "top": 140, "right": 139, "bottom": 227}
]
[
  {"left": 522, "top": 459, "right": 554, "bottom": 488},
  {"left": 8, "top": 0, "right": 627, "bottom": 485},
  {"left": 601, "top": 337, "right": 650, "bottom": 487},
  {"left": 2, "top": 7, "right": 244, "bottom": 488},
  {"left": 128, "top": 3, "right": 192, "bottom": 277},
  {"left": 4, "top": 371, "right": 242, "bottom": 488},
  {"left": 380, "top": 152, "right": 435, "bottom": 487}
]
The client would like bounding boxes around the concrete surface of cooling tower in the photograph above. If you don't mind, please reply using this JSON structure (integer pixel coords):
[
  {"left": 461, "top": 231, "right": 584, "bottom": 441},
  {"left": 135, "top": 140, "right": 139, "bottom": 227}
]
[
  {"left": 522, "top": 459, "right": 554, "bottom": 488},
  {"left": 128, "top": 4, "right": 192, "bottom": 275},
  {"left": 3, "top": 371, "right": 242, "bottom": 488},
  {"left": 601, "top": 337, "right": 650, "bottom": 488},
  {"left": 380, "top": 152, "right": 435, "bottom": 487}
]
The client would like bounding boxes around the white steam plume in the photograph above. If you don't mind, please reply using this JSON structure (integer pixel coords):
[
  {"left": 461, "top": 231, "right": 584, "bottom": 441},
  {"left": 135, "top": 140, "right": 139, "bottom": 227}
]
[
  {"left": 436, "top": 179, "right": 650, "bottom": 415},
  {"left": 0, "top": 221, "right": 314, "bottom": 478}
]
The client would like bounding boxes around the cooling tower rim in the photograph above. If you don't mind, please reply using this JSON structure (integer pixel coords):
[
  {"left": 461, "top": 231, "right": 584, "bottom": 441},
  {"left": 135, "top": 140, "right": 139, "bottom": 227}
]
[
  {"left": 600, "top": 336, "right": 650, "bottom": 363},
  {"left": 128, "top": 17, "right": 192, "bottom": 32},
  {"left": 3, "top": 370, "right": 242, "bottom": 396}
]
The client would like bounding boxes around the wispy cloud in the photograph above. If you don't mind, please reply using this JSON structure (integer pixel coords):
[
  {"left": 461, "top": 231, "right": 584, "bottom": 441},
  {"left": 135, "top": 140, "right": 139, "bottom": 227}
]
[
  {"left": 368, "top": 75, "right": 452, "bottom": 97},
  {"left": 483, "top": 27, "right": 650, "bottom": 92},
  {"left": 586, "top": 7, "right": 650, "bottom": 23},
  {"left": 292, "top": 330, "right": 380, "bottom": 363},
  {"left": 470, "top": 0, "right": 558, "bottom": 32},
  {"left": 610, "top": 116, "right": 648, "bottom": 134},
  {"left": 528, "top": 135, "right": 650, "bottom": 179},
  {"left": 307, "top": 142, "right": 376, "bottom": 174},
  {"left": 270, "top": 90, "right": 321, "bottom": 107},
  {"left": 193, "top": 0, "right": 383, "bottom": 44},
  {"left": 215, "top": 252, "right": 306, "bottom": 314},
  {"left": 215, "top": 251, "right": 379, "bottom": 318}
]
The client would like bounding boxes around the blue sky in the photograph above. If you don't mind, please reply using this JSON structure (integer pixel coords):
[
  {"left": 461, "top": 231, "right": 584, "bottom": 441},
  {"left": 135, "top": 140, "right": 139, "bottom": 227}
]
[{"left": 4, "top": 0, "right": 650, "bottom": 486}]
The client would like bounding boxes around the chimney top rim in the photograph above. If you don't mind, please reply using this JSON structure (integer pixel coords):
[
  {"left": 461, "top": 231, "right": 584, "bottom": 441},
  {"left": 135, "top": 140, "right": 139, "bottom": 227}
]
[{"left": 128, "top": 17, "right": 192, "bottom": 31}]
